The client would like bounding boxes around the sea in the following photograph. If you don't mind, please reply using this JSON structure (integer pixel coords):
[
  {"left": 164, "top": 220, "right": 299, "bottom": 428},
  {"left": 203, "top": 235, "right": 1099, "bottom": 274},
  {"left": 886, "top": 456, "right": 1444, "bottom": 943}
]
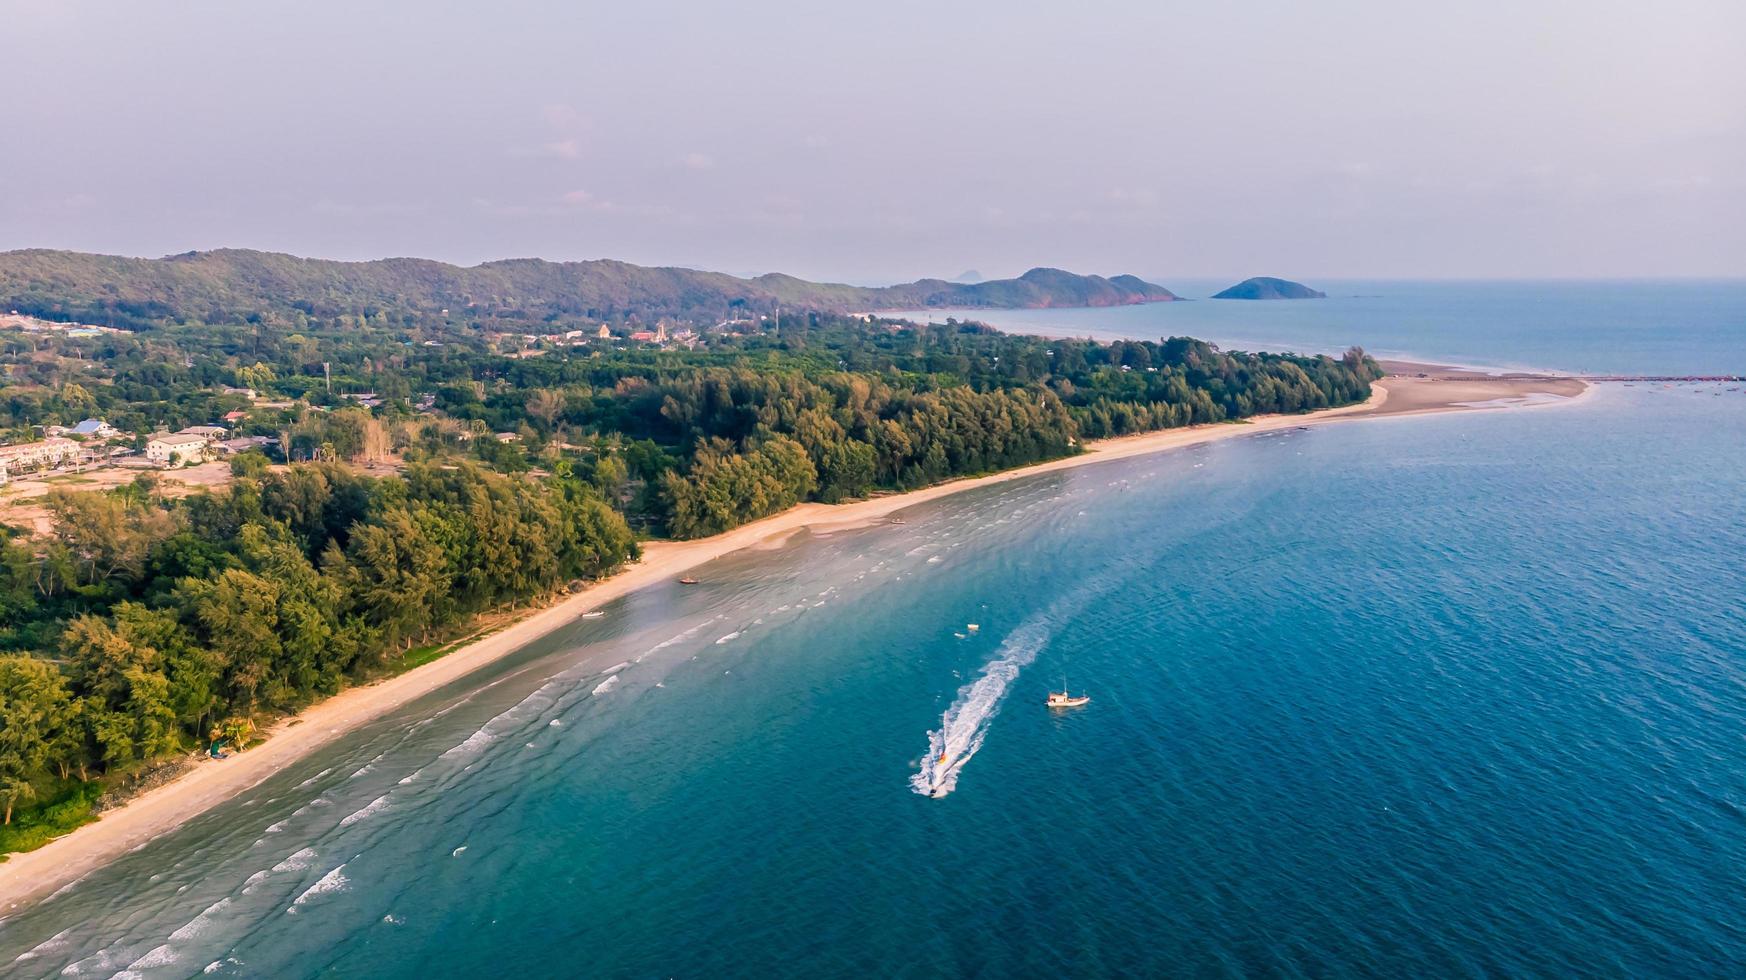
[{"left": 4, "top": 281, "right": 1745, "bottom": 978}]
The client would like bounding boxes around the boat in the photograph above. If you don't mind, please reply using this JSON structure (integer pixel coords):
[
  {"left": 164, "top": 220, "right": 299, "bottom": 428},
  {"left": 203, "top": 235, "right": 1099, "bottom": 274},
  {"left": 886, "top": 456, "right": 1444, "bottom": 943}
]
[
  {"left": 1046, "top": 677, "right": 1090, "bottom": 707},
  {"left": 966, "top": 623, "right": 979, "bottom": 632},
  {"left": 678, "top": 577, "right": 699, "bottom": 585},
  {"left": 581, "top": 611, "right": 605, "bottom": 619},
  {"left": 891, "top": 518, "right": 906, "bottom": 525}
]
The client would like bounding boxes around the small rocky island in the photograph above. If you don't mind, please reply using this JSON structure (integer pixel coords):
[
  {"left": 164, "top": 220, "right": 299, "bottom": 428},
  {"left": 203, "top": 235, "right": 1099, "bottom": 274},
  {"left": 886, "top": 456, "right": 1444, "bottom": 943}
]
[{"left": 1212, "top": 276, "right": 1326, "bottom": 300}]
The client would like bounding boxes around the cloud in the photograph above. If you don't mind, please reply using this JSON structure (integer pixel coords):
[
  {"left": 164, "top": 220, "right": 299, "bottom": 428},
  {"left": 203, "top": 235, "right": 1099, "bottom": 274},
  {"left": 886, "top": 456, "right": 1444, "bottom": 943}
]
[
  {"left": 544, "top": 138, "right": 583, "bottom": 160},
  {"left": 540, "top": 104, "right": 584, "bottom": 130},
  {"left": 1105, "top": 188, "right": 1160, "bottom": 207},
  {"left": 314, "top": 199, "right": 427, "bottom": 217},
  {"left": 505, "top": 105, "right": 587, "bottom": 158},
  {"left": 681, "top": 152, "right": 715, "bottom": 171}
]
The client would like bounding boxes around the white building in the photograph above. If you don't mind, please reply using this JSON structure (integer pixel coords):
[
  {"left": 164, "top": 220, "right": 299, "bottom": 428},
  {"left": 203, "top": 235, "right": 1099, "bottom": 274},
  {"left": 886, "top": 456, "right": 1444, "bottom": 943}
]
[
  {"left": 0, "top": 437, "right": 83, "bottom": 485},
  {"left": 147, "top": 433, "right": 211, "bottom": 466},
  {"left": 178, "top": 424, "right": 229, "bottom": 439}
]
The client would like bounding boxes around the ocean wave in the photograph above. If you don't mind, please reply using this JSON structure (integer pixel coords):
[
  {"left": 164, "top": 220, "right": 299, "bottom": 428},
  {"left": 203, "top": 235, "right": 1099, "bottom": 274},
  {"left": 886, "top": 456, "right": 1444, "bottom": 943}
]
[
  {"left": 715, "top": 631, "right": 741, "bottom": 644},
  {"left": 592, "top": 676, "right": 621, "bottom": 696},
  {"left": 168, "top": 897, "right": 234, "bottom": 944},
  {"left": 339, "top": 794, "right": 391, "bottom": 827},
  {"left": 270, "top": 847, "right": 319, "bottom": 874},
  {"left": 13, "top": 926, "right": 72, "bottom": 962},
  {"left": 439, "top": 729, "right": 497, "bottom": 760},
  {"left": 288, "top": 864, "right": 348, "bottom": 912}
]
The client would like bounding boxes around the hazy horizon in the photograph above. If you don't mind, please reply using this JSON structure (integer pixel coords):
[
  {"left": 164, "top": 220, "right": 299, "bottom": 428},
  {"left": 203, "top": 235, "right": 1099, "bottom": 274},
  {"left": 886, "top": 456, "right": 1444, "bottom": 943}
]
[{"left": 5, "top": 0, "right": 1743, "bottom": 282}]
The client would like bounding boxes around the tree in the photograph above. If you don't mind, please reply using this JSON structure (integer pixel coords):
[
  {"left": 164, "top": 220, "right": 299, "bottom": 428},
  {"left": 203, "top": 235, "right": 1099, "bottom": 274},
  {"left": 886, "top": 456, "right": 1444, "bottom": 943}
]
[
  {"left": 230, "top": 449, "right": 270, "bottom": 478},
  {"left": 45, "top": 490, "right": 178, "bottom": 588},
  {"left": 0, "top": 775, "right": 33, "bottom": 826},
  {"left": 0, "top": 656, "right": 73, "bottom": 815}
]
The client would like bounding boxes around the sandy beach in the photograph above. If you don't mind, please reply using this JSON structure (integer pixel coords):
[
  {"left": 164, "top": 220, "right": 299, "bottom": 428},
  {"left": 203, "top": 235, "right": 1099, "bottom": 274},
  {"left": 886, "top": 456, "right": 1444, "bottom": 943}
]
[{"left": 0, "top": 368, "right": 1587, "bottom": 911}]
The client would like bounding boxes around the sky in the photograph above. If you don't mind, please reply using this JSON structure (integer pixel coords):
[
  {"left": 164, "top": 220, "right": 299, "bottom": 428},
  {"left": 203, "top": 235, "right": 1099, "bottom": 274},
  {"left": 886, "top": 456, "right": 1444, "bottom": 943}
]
[{"left": 3, "top": 0, "right": 1743, "bottom": 283}]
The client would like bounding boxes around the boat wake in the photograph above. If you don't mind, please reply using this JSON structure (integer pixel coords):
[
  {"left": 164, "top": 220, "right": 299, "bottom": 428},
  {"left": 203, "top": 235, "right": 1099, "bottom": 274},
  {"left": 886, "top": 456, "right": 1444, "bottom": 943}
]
[{"left": 910, "top": 613, "right": 1056, "bottom": 799}]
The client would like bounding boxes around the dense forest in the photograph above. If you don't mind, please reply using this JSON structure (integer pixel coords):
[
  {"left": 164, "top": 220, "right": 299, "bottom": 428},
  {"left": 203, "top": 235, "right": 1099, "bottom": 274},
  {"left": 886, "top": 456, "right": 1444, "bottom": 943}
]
[
  {"left": 0, "top": 302, "right": 1379, "bottom": 844},
  {"left": 0, "top": 249, "right": 1176, "bottom": 329}
]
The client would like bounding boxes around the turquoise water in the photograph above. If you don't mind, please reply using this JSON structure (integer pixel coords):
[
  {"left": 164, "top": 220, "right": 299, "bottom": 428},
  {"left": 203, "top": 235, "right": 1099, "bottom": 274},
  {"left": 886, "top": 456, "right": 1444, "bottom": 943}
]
[
  {"left": 902, "top": 278, "right": 1746, "bottom": 375},
  {"left": 5, "top": 286, "right": 1746, "bottom": 977}
]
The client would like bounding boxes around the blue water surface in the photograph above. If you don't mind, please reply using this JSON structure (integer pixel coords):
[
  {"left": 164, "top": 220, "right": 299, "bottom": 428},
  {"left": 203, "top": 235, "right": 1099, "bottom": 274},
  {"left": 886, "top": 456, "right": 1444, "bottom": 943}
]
[{"left": 901, "top": 278, "right": 1746, "bottom": 375}]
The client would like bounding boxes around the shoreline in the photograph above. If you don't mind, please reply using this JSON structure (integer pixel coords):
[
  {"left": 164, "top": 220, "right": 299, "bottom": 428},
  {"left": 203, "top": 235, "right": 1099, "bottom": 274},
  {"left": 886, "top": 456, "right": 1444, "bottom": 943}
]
[{"left": 0, "top": 370, "right": 1588, "bottom": 911}]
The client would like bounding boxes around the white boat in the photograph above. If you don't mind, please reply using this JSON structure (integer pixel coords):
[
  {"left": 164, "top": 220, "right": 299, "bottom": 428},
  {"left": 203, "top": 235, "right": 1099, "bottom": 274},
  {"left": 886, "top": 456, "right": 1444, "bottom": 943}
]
[
  {"left": 966, "top": 623, "right": 979, "bottom": 632},
  {"left": 581, "top": 611, "right": 605, "bottom": 619},
  {"left": 1046, "top": 690, "right": 1090, "bottom": 708}
]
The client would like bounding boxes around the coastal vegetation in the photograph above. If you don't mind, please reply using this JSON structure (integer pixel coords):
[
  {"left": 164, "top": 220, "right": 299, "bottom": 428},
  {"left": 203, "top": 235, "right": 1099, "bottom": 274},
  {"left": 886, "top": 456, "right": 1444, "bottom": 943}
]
[{"left": 0, "top": 270, "right": 1379, "bottom": 845}]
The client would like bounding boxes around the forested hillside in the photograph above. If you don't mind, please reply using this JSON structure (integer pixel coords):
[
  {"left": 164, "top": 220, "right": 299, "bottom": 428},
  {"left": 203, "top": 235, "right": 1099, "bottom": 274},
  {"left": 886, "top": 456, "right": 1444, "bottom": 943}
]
[{"left": 0, "top": 249, "right": 1178, "bottom": 330}]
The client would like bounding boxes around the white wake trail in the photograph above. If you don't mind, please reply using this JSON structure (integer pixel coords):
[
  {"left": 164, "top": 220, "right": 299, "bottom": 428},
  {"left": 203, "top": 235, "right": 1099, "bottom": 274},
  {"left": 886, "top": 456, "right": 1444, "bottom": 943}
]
[{"left": 911, "top": 614, "right": 1056, "bottom": 798}]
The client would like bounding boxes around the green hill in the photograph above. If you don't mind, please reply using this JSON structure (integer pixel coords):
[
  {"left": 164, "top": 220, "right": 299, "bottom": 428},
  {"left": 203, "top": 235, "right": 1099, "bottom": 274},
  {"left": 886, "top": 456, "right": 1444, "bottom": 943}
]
[
  {"left": 0, "top": 249, "right": 1178, "bottom": 329},
  {"left": 1211, "top": 276, "right": 1325, "bottom": 300}
]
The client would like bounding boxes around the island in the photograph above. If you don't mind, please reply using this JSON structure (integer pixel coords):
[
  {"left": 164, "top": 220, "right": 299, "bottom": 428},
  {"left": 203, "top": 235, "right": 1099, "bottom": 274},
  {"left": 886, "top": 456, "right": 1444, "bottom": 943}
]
[{"left": 1212, "top": 276, "right": 1326, "bottom": 300}]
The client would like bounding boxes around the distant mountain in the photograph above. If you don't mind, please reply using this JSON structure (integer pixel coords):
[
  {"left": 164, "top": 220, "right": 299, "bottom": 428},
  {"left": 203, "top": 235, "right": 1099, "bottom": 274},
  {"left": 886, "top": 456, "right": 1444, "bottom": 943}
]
[
  {"left": 1211, "top": 276, "right": 1325, "bottom": 300},
  {"left": 0, "top": 249, "right": 1178, "bottom": 329},
  {"left": 952, "top": 269, "right": 985, "bottom": 284}
]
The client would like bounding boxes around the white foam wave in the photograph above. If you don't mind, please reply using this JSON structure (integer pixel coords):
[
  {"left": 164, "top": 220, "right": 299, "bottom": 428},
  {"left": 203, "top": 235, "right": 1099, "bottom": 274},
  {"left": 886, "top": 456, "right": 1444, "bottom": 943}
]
[
  {"left": 592, "top": 676, "right": 620, "bottom": 696},
  {"left": 602, "top": 661, "right": 629, "bottom": 674},
  {"left": 439, "top": 729, "right": 496, "bottom": 760},
  {"left": 123, "top": 943, "right": 178, "bottom": 972},
  {"left": 911, "top": 615, "right": 1055, "bottom": 798},
  {"left": 271, "top": 847, "right": 319, "bottom": 874},
  {"left": 339, "top": 794, "right": 391, "bottom": 827},
  {"left": 14, "top": 926, "right": 72, "bottom": 962},
  {"left": 288, "top": 864, "right": 348, "bottom": 912},
  {"left": 715, "top": 631, "right": 741, "bottom": 644}
]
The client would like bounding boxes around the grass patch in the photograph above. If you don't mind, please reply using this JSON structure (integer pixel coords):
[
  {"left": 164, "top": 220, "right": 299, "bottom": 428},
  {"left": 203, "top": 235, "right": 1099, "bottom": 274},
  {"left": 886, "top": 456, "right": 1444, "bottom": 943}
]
[
  {"left": 393, "top": 618, "right": 519, "bottom": 675},
  {"left": 397, "top": 639, "right": 464, "bottom": 672},
  {"left": 0, "top": 780, "right": 103, "bottom": 858}
]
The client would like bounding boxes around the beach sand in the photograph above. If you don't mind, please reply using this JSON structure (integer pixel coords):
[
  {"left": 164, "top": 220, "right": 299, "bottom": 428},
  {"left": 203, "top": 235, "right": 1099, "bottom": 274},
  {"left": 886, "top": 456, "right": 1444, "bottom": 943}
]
[{"left": 0, "top": 369, "right": 1587, "bottom": 910}]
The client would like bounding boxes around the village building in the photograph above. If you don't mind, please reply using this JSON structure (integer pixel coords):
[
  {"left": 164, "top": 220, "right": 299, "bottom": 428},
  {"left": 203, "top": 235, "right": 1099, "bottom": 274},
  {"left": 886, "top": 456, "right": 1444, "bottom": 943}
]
[
  {"left": 147, "top": 433, "right": 211, "bottom": 466},
  {"left": 70, "top": 418, "right": 121, "bottom": 438},
  {"left": 0, "top": 437, "right": 83, "bottom": 485},
  {"left": 178, "top": 424, "right": 229, "bottom": 439},
  {"left": 217, "top": 435, "right": 275, "bottom": 455}
]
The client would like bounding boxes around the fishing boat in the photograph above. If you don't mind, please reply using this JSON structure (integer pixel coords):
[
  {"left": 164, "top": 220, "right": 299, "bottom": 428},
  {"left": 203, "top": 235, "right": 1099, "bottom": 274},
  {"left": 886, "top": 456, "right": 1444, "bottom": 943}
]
[
  {"left": 966, "top": 623, "right": 979, "bottom": 632},
  {"left": 581, "top": 611, "right": 605, "bottom": 619},
  {"left": 678, "top": 577, "right": 699, "bottom": 585},
  {"left": 1046, "top": 688, "right": 1090, "bottom": 708}
]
